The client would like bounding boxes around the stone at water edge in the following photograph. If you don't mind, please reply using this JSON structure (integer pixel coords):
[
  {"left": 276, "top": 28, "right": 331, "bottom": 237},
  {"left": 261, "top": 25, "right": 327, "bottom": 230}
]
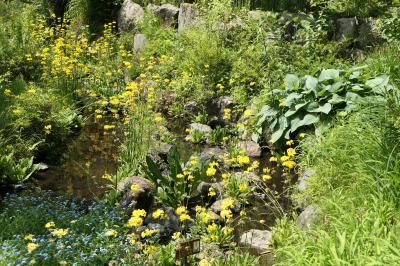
[
  {"left": 237, "top": 140, "right": 262, "bottom": 158},
  {"left": 178, "top": 3, "right": 199, "bottom": 32},
  {"left": 336, "top": 17, "right": 358, "bottom": 41},
  {"left": 239, "top": 229, "right": 272, "bottom": 253},
  {"left": 118, "top": 0, "right": 144, "bottom": 32},
  {"left": 117, "top": 176, "right": 155, "bottom": 213},
  {"left": 189, "top": 122, "right": 212, "bottom": 135},
  {"left": 196, "top": 181, "right": 224, "bottom": 197},
  {"left": 133, "top": 34, "right": 147, "bottom": 52},
  {"left": 296, "top": 204, "right": 321, "bottom": 231}
]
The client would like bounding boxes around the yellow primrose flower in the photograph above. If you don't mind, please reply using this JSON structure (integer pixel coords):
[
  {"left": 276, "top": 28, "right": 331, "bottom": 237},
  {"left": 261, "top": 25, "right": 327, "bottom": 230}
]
[
  {"left": 45, "top": 221, "right": 55, "bottom": 229},
  {"left": 237, "top": 155, "right": 250, "bottom": 165},
  {"left": 262, "top": 174, "right": 272, "bottom": 181},
  {"left": 199, "top": 259, "right": 210, "bottom": 266},
  {"left": 51, "top": 228, "right": 69, "bottom": 237},
  {"left": 103, "top": 125, "right": 115, "bottom": 130},
  {"left": 141, "top": 229, "right": 158, "bottom": 238},
  {"left": 239, "top": 183, "right": 249, "bottom": 192},
  {"left": 208, "top": 187, "right": 216, "bottom": 197},
  {"left": 154, "top": 113, "right": 163, "bottom": 123},
  {"left": 269, "top": 156, "right": 278, "bottom": 162},
  {"left": 4, "top": 89, "right": 12, "bottom": 96},
  {"left": 132, "top": 209, "right": 147, "bottom": 218},
  {"left": 287, "top": 148, "right": 296, "bottom": 157},
  {"left": 250, "top": 81, "right": 257, "bottom": 86},
  {"left": 144, "top": 245, "right": 157, "bottom": 255},
  {"left": 282, "top": 160, "right": 297, "bottom": 169},
  {"left": 279, "top": 99, "right": 285, "bottom": 107},
  {"left": 177, "top": 173, "right": 184, "bottom": 179},
  {"left": 281, "top": 155, "right": 290, "bottom": 162},
  {"left": 179, "top": 213, "right": 191, "bottom": 222},
  {"left": 96, "top": 114, "right": 103, "bottom": 119},
  {"left": 171, "top": 232, "right": 181, "bottom": 240},
  {"left": 221, "top": 198, "right": 235, "bottom": 210},
  {"left": 27, "top": 243, "right": 39, "bottom": 253},
  {"left": 223, "top": 108, "right": 231, "bottom": 120},
  {"left": 152, "top": 209, "right": 166, "bottom": 220},
  {"left": 206, "top": 166, "right": 217, "bottom": 177},
  {"left": 24, "top": 234, "right": 34, "bottom": 241},
  {"left": 207, "top": 223, "right": 218, "bottom": 232},
  {"left": 286, "top": 139, "right": 294, "bottom": 146},
  {"left": 131, "top": 184, "right": 140, "bottom": 193},
  {"left": 175, "top": 206, "right": 187, "bottom": 216},
  {"left": 220, "top": 209, "right": 233, "bottom": 220},
  {"left": 299, "top": 133, "right": 306, "bottom": 138},
  {"left": 44, "top": 124, "right": 52, "bottom": 134},
  {"left": 126, "top": 216, "right": 143, "bottom": 228},
  {"left": 243, "top": 109, "right": 252, "bottom": 117},
  {"left": 104, "top": 229, "right": 118, "bottom": 237}
]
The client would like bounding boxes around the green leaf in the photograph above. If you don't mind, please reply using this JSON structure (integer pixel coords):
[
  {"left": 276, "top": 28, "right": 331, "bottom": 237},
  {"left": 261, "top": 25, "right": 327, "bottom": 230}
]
[
  {"left": 285, "top": 74, "right": 300, "bottom": 90},
  {"left": 319, "top": 69, "right": 340, "bottom": 82},
  {"left": 308, "top": 102, "right": 332, "bottom": 114},
  {"left": 302, "top": 113, "right": 320, "bottom": 126},
  {"left": 305, "top": 76, "right": 318, "bottom": 90},
  {"left": 284, "top": 92, "right": 302, "bottom": 106},
  {"left": 365, "top": 75, "right": 389, "bottom": 94}
]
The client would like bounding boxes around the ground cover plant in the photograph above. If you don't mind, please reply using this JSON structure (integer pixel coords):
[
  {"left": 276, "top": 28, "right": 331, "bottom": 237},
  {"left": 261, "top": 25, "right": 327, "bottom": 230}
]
[{"left": 1, "top": 0, "right": 400, "bottom": 265}]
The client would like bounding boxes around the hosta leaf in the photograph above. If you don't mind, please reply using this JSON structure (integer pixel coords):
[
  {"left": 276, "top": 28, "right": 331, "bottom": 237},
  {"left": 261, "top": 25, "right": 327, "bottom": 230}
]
[
  {"left": 308, "top": 102, "right": 332, "bottom": 114},
  {"left": 305, "top": 76, "right": 318, "bottom": 90},
  {"left": 285, "top": 74, "right": 300, "bottom": 90},
  {"left": 319, "top": 69, "right": 340, "bottom": 82},
  {"left": 284, "top": 92, "right": 302, "bottom": 106},
  {"left": 302, "top": 113, "right": 320, "bottom": 126},
  {"left": 328, "top": 94, "right": 345, "bottom": 105},
  {"left": 365, "top": 75, "right": 389, "bottom": 94}
]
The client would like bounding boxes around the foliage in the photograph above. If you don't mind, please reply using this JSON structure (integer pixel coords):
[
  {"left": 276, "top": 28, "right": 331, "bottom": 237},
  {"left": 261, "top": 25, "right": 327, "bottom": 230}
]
[
  {"left": 273, "top": 95, "right": 400, "bottom": 264},
  {"left": 256, "top": 68, "right": 391, "bottom": 145},
  {"left": 145, "top": 146, "right": 211, "bottom": 208}
]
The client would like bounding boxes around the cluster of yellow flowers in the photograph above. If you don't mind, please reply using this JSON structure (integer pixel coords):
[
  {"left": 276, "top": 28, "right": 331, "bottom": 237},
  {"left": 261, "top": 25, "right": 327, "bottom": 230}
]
[
  {"left": 220, "top": 198, "right": 235, "bottom": 220},
  {"left": 44, "top": 221, "right": 69, "bottom": 238},
  {"left": 126, "top": 209, "right": 147, "bottom": 228},
  {"left": 175, "top": 206, "right": 191, "bottom": 222}
]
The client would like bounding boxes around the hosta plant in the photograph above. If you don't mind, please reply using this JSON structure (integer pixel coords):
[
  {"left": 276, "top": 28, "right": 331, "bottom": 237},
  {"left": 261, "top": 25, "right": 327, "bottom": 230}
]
[{"left": 255, "top": 68, "right": 391, "bottom": 145}]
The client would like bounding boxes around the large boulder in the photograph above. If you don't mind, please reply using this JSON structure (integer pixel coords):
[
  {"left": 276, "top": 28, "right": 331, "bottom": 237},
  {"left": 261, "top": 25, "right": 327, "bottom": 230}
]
[
  {"left": 189, "top": 123, "right": 212, "bottom": 135},
  {"left": 118, "top": 0, "right": 144, "bottom": 32},
  {"left": 296, "top": 204, "right": 321, "bottom": 231},
  {"left": 147, "top": 4, "right": 179, "bottom": 27},
  {"left": 237, "top": 140, "right": 262, "bottom": 158},
  {"left": 178, "top": 3, "right": 199, "bottom": 32},
  {"left": 133, "top": 33, "right": 147, "bottom": 52},
  {"left": 336, "top": 17, "right": 358, "bottom": 41},
  {"left": 239, "top": 229, "right": 272, "bottom": 253},
  {"left": 117, "top": 176, "right": 155, "bottom": 213}
]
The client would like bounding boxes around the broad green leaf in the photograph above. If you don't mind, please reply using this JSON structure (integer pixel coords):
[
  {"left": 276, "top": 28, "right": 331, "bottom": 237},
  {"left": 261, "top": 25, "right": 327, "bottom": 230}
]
[
  {"left": 302, "top": 113, "right": 320, "bottom": 126},
  {"left": 328, "top": 94, "right": 345, "bottom": 105},
  {"left": 319, "top": 69, "right": 340, "bottom": 82},
  {"left": 305, "top": 76, "right": 318, "bottom": 90},
  {"left": 284, "top": 92, "right": 302, "bottom": 106},
  {"left": 365, "top": 75, "right": 389, "bottom": 94},
  {"left": 308, "top": 102, "right": 332, "bottom": 114},
  {"left": 285, "top": 74, "right": 300, "bottom": 90}
]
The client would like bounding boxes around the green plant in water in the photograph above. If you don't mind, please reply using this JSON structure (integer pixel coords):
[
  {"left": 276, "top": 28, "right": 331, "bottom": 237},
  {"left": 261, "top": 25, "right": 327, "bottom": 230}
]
[
  {"left": 144, "top": 146, "right": 211, "bottom": 208},
  {"left": 256, "top": 68, "right": 391, "bottom": 145}
]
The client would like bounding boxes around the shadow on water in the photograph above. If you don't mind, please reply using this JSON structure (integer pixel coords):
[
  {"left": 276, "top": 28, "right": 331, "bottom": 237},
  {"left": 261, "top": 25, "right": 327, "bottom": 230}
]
[{"left": 34, "top": 116, "right": 122, "bottom": 199}]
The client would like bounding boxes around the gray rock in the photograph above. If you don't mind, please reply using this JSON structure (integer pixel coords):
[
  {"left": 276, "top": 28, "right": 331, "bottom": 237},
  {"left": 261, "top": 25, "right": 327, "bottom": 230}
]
[
  {"left": 298, "top": 169, "right": 315, "bottom": 191},
  {"left": 211, "top": 198, "right": 241, "bottom": 213},
  {"left": 147, "top": 3, "right": 161, "bottom": 15},
  {"left": 217, "top": 96, "right": 236, "bottom": 114},
  {"left": 117, "top": 176, "right": 155, "bottom": 212},
  {"left": 189, "top": 123, "right": 212, "bottom": 135},
  {"left": 196, "top": 181, "right": 224, "bottom": 197},
  {"left": 178, "top": 3, "right": 199, "bottom": 32},
  {"left": 336, "top": 17, "right": 358, "bottom": 41},
  {"left": 144, "top": 207, "right": 180, "bottom": 237},
  {"left": 297, "top": 204, "right": 321, "bottom": 230},
  {"left": 184, "top": 101, "right": 200, "bottom": 114},
  {"left": 237, "top": 140, "right": 262, "bottom": 158},
  {"left": 133, "top": 33, "right": 147, "bottom": 52},
  {"left": 207, "top": 211, "right": 223, "bottom": 224},
  {"left": 118, "top": 0, "right": 144, "bottom": 32},
  {"left": 159, "top": 4, "right": 179, "bottom": 27},
  {"left": 358, "top": 18, "right": 381, "bottom": 47},
  {"left": 200, "top": 146, "right": 225, "bottom": 162},
  {"left": 239, "top": 229, "right": 272, "bottom": 253}
]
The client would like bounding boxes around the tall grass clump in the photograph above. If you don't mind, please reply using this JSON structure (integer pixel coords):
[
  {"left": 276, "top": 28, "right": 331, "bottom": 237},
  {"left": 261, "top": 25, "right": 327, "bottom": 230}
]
[{"left": 272, "top": 93, "right": 400, "bottom": 265}]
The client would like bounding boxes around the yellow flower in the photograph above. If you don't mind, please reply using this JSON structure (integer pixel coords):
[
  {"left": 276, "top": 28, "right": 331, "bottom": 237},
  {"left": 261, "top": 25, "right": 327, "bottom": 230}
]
[
  {"left": 144, "top": 245, "right": 157, "bottom": 255},
  {"left": 281, "top": 155, "right": 290, "bottom": 162},
  {"left": 221, "top": 173, "right": 229, "bottom": 180},
  {"left": 279, "top": 99, "right": 285, "bottom": 107},
  {"left": 207, "top": 223, "right": 218, "bottom": 232},
  {"left": 262, "top": 174, "right": 272, "bottom": 181},
  {"left": 223, "top": 226, "right": 234, "bottom": 235},
  {"left": 177, "top": 173, "right": 184, "bottom": 179},
  {"left": 141, "top": 229, "right": 158, "bottom": 238},
  {"left": 206, "top": 166, "right": 217, "bottom": 177},
  {"left": 171, "top": 232, "right": 181, "bottom": 240},
  {"left": 243, "top": 109, "right": 252, "bottom": 117},
  {"left": 105, "top": 229, "right": 118, "bottom": 237},
  {"left": 199, "top": 259, "right": 210, "bottom": 266},
  {"left": 96, "top": 114, "right": 103, "bottom": 119},
  {"left": 154, "top": 113, "right": 163, "bottom": 123},
  {"left": 4, "top": 89, "right": 12, "bottom": 96},
  {"left": 132, "top": 209, "right": 147, "bottom": 218},
  {"left": 44, "top": 124, "right": 52, "bottom": 134},
  {"left": 128, "top": 233, "right": 136, "bottom": 245},
  {"left": 239, "top": 183, "right": 249, "bottom": 192},
  {"left": 27, "top": 242, "right": 39, "bottom": 253},
  {"left": 299, "top": 133, "right": 306, "bottom": 138},
  {"left": 126, "top": 216, "right": 143, "bottom": 228},
  {"left": 269, "top": 156, "right": 278, "bottom": 162},
  {"left": 263, "top": 167, "right": 270, "bottom": 174},
  {"left": 45, "top": 221, "right": 55, "bottom": 229},
  {"left": 179, "top": 213, "right": 191, "bottom": 222},
  {"left": 282, "top": 160, "right": 297, "bottom": 169},
  {"left": 131, "top": 184, "right": 140, "bottom": 193},
  {"left": 51, "top": 228, "right": 69, "bottom": 237},
  {"left": 187, "top": 175, "right": 194, "bottom": 181},
  {"left": 103, "top": 124, "right": 116, "bottom": 130},
  {"left": 287, "top": 148, "right": 296, "bottom": 157},
  {"left": 237, "top": 155, "right": 250, "bottom": 165},
  {"left": 250, "top": 81, "right": 257, "bottom": 86},
  {"left": 208, "top": 187, "right": 216, "bottom": 197},
  {"left": 223, "top": 108, "right": 231, "bottom": 120},
  {"left": 220, "top": 209, "right": 233, "bottom": 220},
  {"left": 175, "top": 206, "right": 187, "bottom": 216},
  {"left": 221, "top": 198, "right": 235, "bottom": 210},
  {"left": 286, "top": 140, "right": 294, "bottom": 146},
  {"left": 240, "top": 210, "right": 247, "bottom": 217},
  {"left": 152, "top": 209, "right": 166, "bottom": 220},
  {"left": 24, "top": 234, "right": 34, "bottom": 241}
]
